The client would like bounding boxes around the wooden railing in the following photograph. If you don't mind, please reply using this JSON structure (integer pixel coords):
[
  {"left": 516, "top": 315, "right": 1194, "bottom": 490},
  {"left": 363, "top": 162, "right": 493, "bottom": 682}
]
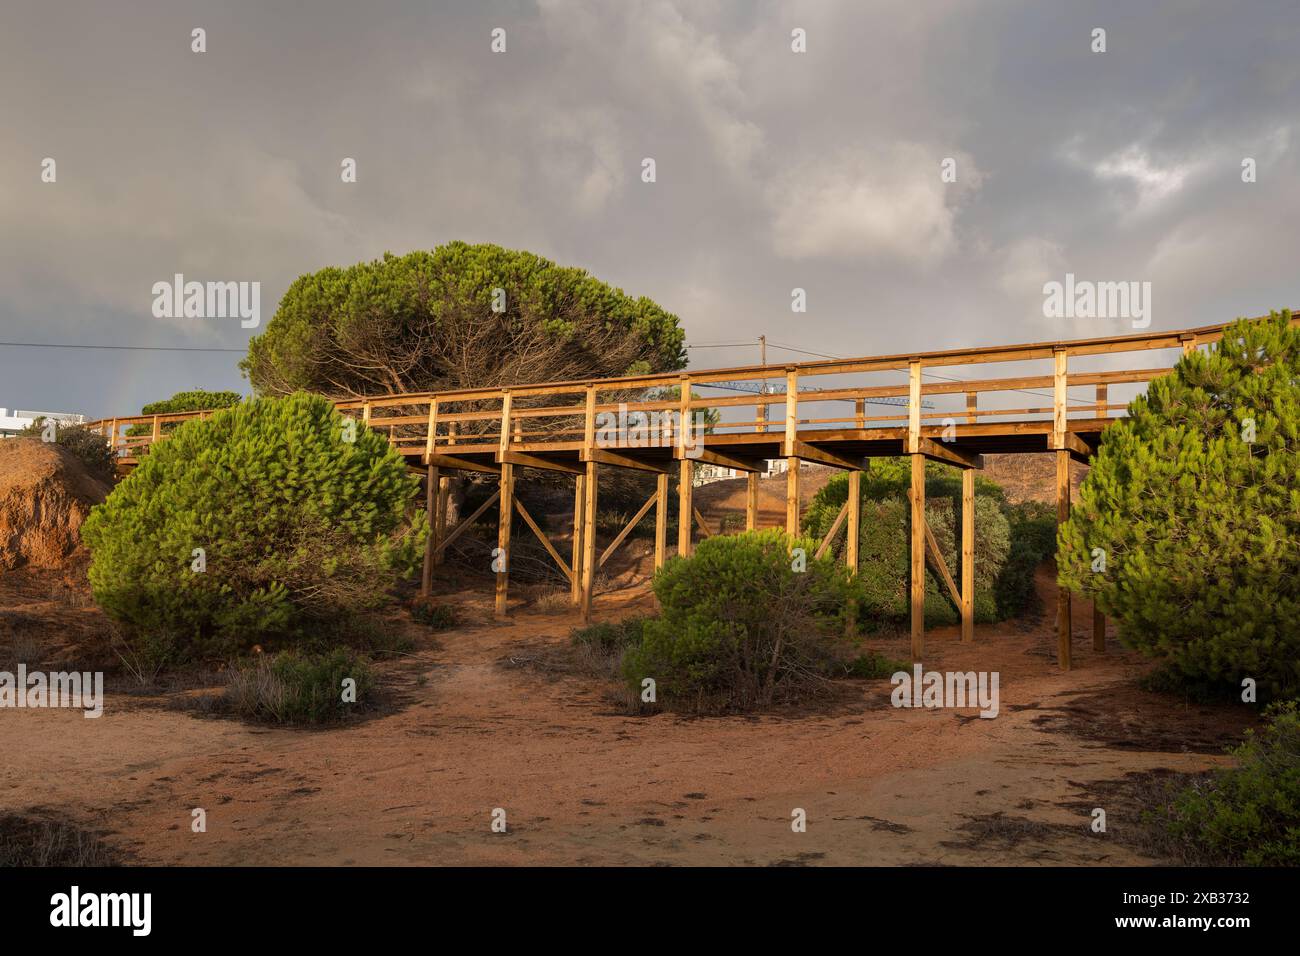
[{"left": 85, "top": 313, "right": 1292, "bottom": 465}]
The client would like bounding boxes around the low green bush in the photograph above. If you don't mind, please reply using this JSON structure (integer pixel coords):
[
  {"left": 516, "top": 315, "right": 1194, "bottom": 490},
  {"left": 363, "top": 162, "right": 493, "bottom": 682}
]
[
  {"left": 995, "top": 500, "right": 1057, "bottom": 619},
  {"left": 571, "top": 617, "right": 649, "bottom": 655},
  {"left": 82, "top": 393, "right": 425, "bottom": 665},
  {"left": 842, "top": 650, "right": 910, "bottom": 679},
  {"left": 570, "top": 616, "right": 650, "bottom": 680},
  {"left": 623, "top": 529, "right": 859, "bottom": 712},
  {"left": 1152, "top": 702, "right": 1300, "bottom": 866},
  {"left": 804, "top": 463, "right": 1051, "bottom": 629},
  {"left": 412, "top": 600, "right": 458, "bottom": 631},
  {"left": 224, "top": 648, "right": 376, "bottom": 724}
]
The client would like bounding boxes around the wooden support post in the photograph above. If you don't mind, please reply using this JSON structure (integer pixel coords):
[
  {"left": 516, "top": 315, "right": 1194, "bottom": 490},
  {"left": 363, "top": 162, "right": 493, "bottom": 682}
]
[
  {"left": 745, "top": 471, "right": 758, "bottom": 531},
  {"left": 1093, "top": 604, "right": 1106, "bottom": 653},
  {"left": 423, "top": 396, "right": 443, "bottom": 576},
  {"left": 677, "top": 374, "right": 694, "bottom": 558},
  {"left": 581, "top": 461, "right": 598, "bottom": 623},
  {"left": 966, "top": 392, "right": 977, "bottom": 425},
  {"left": 654, "top": 472, "right": 668, "bottom": 570},
  {"left": 854, "top": 398, "right": 865, "bottom": 429},
  {"left": 845, "top": 466, "right": 862, "bottom": 636},
  {"left": 961, "top": 467, "right": 975, "bottom": 644},
  {"left": 1181, "top": 334, "right": 1198, "bottom": 356},
  {"left": 570, "top": 472, "right": 585, "bottom": 604},
  {"left": 785, "top": 458, "right": 800, "bottom": 535},
  {"left": 1056, "top": 449, "right": 1072, "bottom": 669},
  {"left": 1095, "top": 384, "right": 1108, "bottom": 419},
  {"left": 362, "top": 402, "right": 372, "bottom": 426},
  {"left": 494, "top": 392, "right": 514, "bottom": 619},
  {"left": 908, "top": 360, "right": 922, "bottom": 454},
  {"left": 424, "top": 399, "right": 438, "bottom": 463},
  {"left": 421, "top": 464, "right": 438, "bottom": 597},
  {"left": 678, "top": 458, "right": 693, "bottom": 557},
  {"left": 907, "top": 358, "right": 926, "bottom": 658},
  {"left": 910, "top": 452, "right": 925, "bottom": 659},
  {"left": 581, "top": 385, "right": 598, "bottom": 623},
  {"left": 498, "top": 390, "right": 512, "bottom": 458},
  {"left": 495, "top": 464, "right": 513, "bottom": 619},
  {"left": 1052, "top": 348, "right": 1068, "bottom": 450},
  {"left": 846, "top": 469, "right": 861, "bottom": 573},
  {"left": 785, "top": 367, "right": 800, "bottom": 535},
  {"left": 151, "top": 415, "right": 161, "bottom": 445},
  {"left": 434, "top": 475, "right": 449, "bottom": 566}
]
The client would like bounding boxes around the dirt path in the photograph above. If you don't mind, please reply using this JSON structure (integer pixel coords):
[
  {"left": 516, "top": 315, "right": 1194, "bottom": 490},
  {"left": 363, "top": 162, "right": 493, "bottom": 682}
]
[{"left": 1, "top": 579, "right": 1252, "bottom": 867}]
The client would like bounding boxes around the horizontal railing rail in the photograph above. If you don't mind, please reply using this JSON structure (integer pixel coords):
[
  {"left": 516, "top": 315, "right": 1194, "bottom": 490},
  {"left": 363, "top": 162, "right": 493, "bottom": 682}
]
[{"left": 82, "top": 311, "right": 1296, "bottom": 464}]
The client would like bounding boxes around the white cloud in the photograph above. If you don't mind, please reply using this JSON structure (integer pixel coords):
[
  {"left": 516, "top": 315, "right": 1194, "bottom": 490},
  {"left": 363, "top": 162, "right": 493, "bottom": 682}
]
[
  {"left": 1092, "top": 146, "right": 1193, "bottom": 206},
  {"left": 536, "top": 109, "right": 627, "bottom": 215},
  {"left": 1060, "top": 137, "right": 1198, "bottom": 213},
  {"left": 765, "top": 145, "right": 979, "bottom": 265},
  {"left": 996, "top": 237, "right": 1065, "bottom": 298},
  {"left": 538, "top": 0, "right": 763, "bottom": 176}
]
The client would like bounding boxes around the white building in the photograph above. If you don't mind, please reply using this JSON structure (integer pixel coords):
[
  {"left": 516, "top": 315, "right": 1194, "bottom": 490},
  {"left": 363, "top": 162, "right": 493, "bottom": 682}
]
[
  {"left": 693, "top": 459, "right": 782, "bottom": 486},
  {"left": 0, "top": 408, "right": 86, "bottom": 438}
]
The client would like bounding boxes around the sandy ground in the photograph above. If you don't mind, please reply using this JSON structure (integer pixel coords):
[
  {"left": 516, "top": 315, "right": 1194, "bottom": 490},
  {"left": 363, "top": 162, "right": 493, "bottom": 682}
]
[{"left": 1, "top": 565, "right": 1255, "bottom": 867}]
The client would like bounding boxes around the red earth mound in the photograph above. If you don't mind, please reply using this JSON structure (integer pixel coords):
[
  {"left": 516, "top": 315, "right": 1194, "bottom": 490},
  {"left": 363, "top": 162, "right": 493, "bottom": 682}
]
[
  {"left": 0, "top": 438, "right": 109, "bottom": 571},
  {"left": 0, "top": 439, "right": 116, "bottom": 670}
]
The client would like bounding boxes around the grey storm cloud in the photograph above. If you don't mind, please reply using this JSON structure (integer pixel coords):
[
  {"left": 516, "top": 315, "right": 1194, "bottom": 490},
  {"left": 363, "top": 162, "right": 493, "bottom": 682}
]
[{"left": 0, "top": 0, "right": 1296, "bottom": 416}]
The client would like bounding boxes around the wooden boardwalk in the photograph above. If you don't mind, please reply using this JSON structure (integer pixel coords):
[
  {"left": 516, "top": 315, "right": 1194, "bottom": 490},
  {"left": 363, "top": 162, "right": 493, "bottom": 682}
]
[{"left": 85, "top": 313, "right": 1294, "bottom": 669}]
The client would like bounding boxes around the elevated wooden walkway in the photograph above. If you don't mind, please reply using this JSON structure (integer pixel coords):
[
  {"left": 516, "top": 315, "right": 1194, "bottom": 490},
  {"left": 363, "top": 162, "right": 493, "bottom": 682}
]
[{"left": 85, "top": 313, "right": 1293, "bottom": 669}]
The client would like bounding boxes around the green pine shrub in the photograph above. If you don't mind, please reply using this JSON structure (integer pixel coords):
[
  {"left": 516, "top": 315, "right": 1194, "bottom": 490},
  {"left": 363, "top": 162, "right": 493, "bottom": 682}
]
[
  {"left": 1151, "top": 701, "right": 1300, "bottom": 865},
  {"left": 842, "top": 650, "right": 910, "bottom": 679},
  {"left": 1059, "top": 312, "right": 1300, "bottom": 699},
  {"left": 127, "top": 388, "right": 243, "bottom": 437},
  {"left": 224, "top": 648, "right": 377, "bottom": 724},
  {"left": 803, "top": 466, "right": 1012, "bottom": 630},
  {"left": 623, "top": 528, "right": 860, "bottom": 712},
  {"left": 82, "top": 393, "right": 425, "bottom": 664},
  {"left": 996, "top": 500, "right": 1057, "bottom": 619},
  {"left": 570, "top": 616, "right": 650, "bottom": 679},
  {"left": 571, "top": 617, "right": 650, "bottom": 655},
  {"left": 411, "top": 599, "right": 458, "bottom": 631}
]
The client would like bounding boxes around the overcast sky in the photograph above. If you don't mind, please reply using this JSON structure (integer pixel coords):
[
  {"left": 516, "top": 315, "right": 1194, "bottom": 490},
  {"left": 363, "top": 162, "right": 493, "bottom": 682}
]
[{"left": 1, "top": 0, "right": 1297, "bottom": 418}]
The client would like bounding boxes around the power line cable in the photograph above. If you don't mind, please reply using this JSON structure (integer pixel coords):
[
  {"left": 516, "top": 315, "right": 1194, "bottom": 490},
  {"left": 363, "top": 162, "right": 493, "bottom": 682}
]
[{"left": 0, "top": 341, "right": 244, "bottom": 352}]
